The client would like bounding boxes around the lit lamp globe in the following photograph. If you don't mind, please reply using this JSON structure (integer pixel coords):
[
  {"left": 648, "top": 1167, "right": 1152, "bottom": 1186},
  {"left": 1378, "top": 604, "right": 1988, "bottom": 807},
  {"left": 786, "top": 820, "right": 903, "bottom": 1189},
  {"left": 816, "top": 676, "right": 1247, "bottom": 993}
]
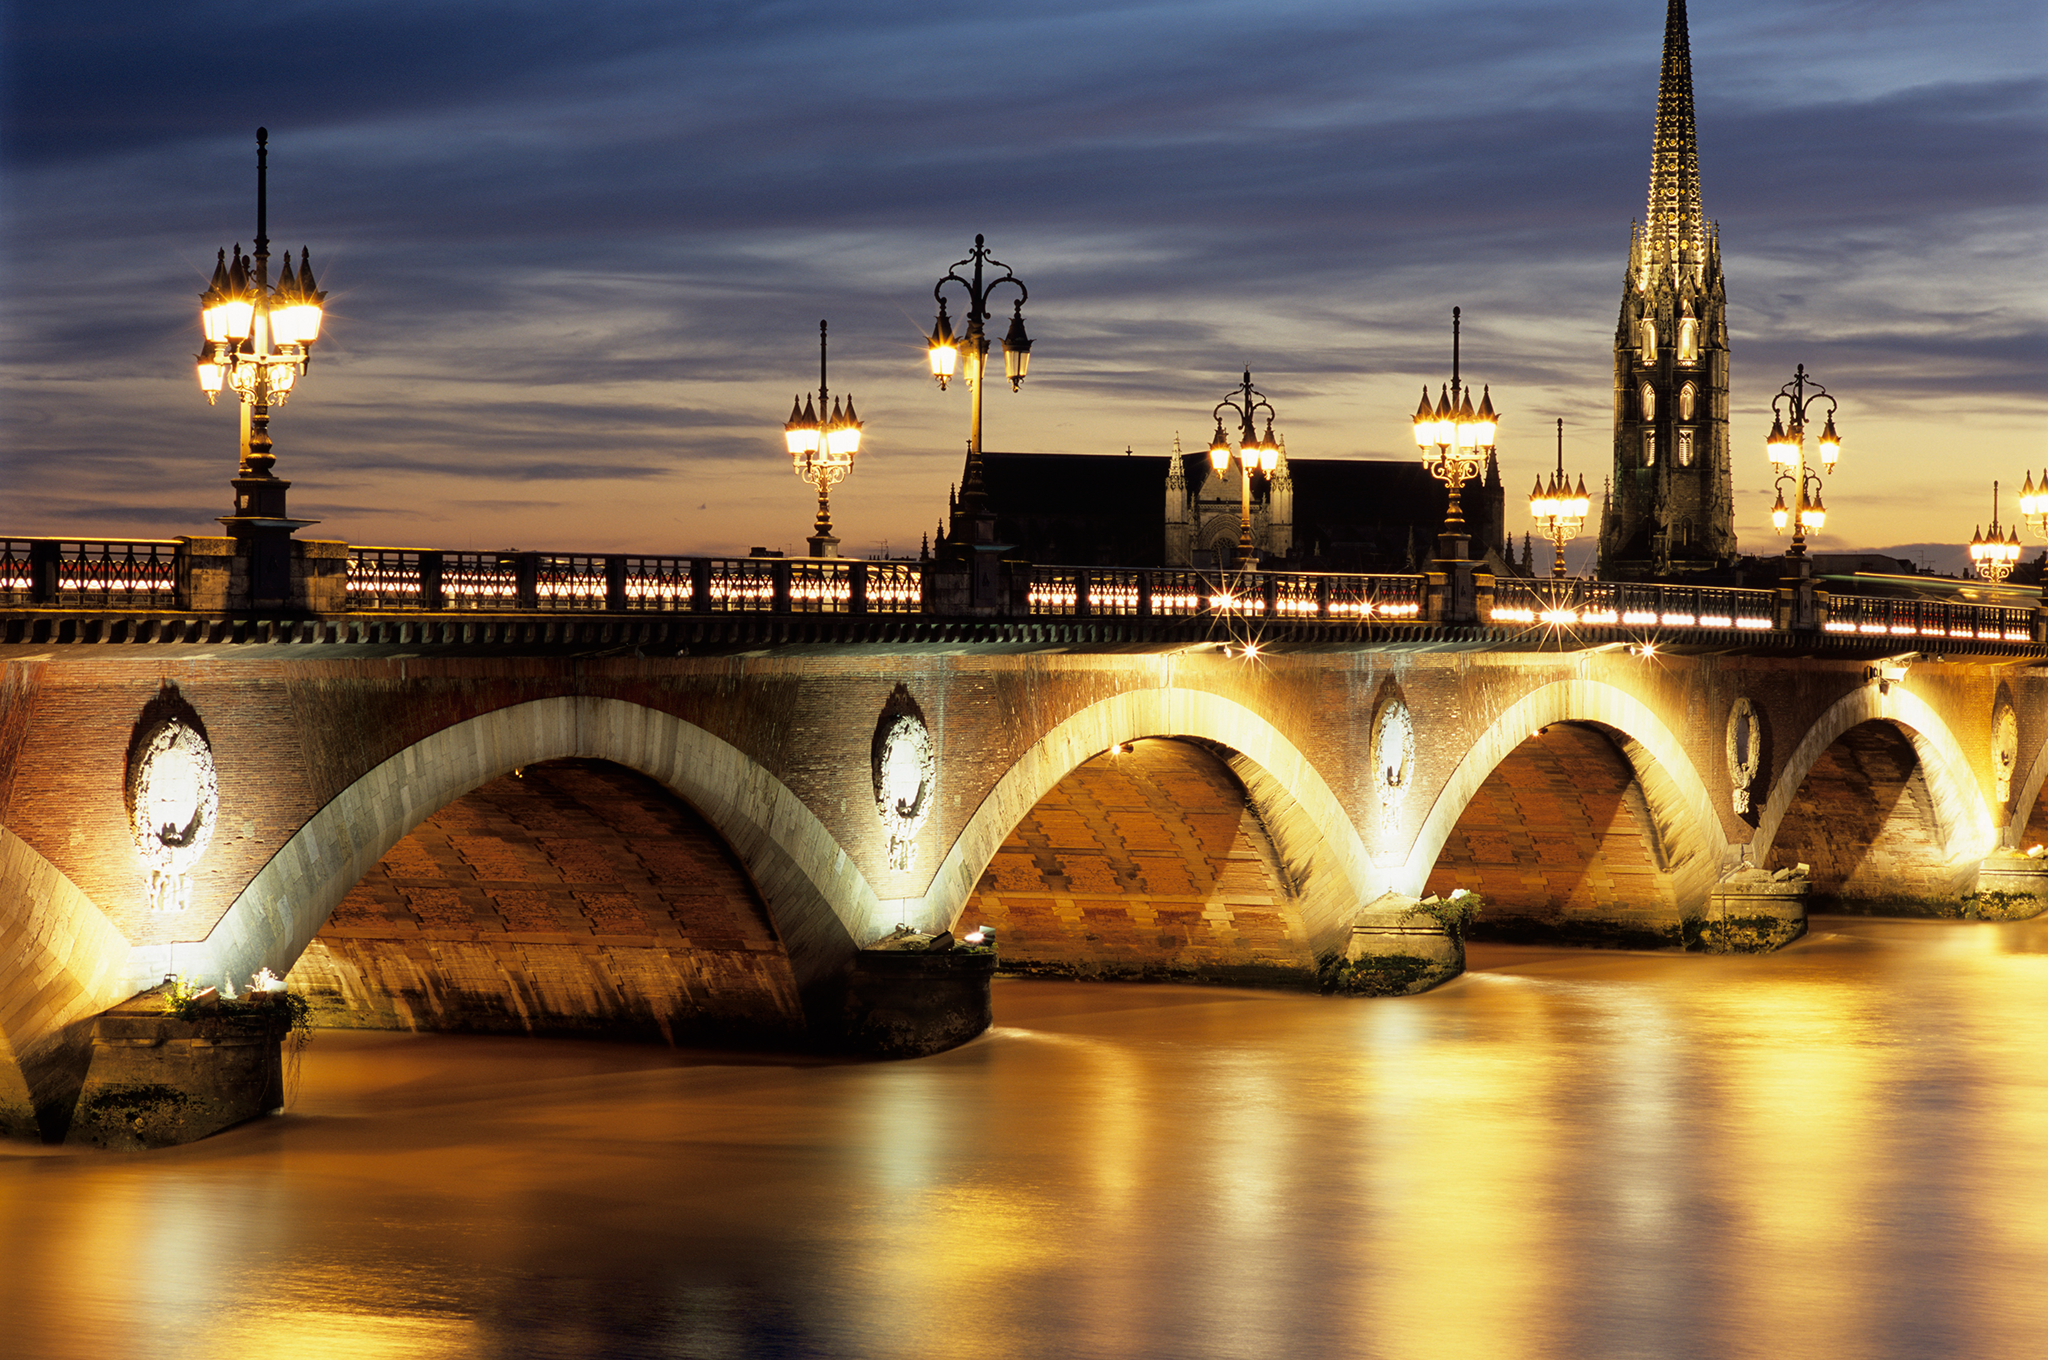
[
  {"left": 927, "top": 300, "right": 960, "bottom": 388},
  {"left": 1001, "top": 303, "right": 1032, "bottom": 390}
]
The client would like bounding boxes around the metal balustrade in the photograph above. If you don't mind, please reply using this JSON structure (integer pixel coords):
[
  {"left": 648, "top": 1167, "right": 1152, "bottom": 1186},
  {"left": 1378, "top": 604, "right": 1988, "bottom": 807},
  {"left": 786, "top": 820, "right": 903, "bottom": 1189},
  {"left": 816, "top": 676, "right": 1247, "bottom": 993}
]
[
  {"left": 1028, "top": 567, "right": 1426, "bottom": 621},
  {"left": 7, "top": 534, "right": 2041, "bottom": 648},
  {"left": 1, "top": 538, "right": 179, "bottom": 607},
  {"left": 1491, "top": 579, "right": 1775, "bottom": 632},
  {"left": 1824, "top": 594, "right": 2034, "bottom": 644}
]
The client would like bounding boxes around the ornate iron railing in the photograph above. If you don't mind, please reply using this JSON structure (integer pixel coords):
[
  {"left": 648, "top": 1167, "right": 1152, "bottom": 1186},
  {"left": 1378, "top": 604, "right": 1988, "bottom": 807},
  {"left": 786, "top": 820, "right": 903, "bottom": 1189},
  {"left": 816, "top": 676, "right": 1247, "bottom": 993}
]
[
  {"left": 1823, "top": 594, "right": 2034, "bottom": 644},
  {"left": 1491, "top": 579, "right": 1776, "bottom": 631},
  {"left": 1027, "top": 567, "right": 1425, "bottom": 621},
  {"left": 6, "top": 535, "right": 2039, "bottom": 649},
  {"left": 0, "top": 538, "right": 179, "bottom": 608}
]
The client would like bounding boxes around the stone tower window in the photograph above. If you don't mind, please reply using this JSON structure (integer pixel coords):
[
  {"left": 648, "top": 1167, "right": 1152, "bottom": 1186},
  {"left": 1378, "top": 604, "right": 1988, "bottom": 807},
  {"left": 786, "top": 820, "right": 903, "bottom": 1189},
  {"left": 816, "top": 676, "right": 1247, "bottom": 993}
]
[
  {"left": 1679, "top": 382, "right": 1697, "bottom": 421},
  {"left": 1642, "top": 430, "right": 1656, "bottom": 467},
  {"left": 1638, "top": 317, "right": 1657, "bottom": 365},
  {"left": 1673, "top": 518, "right": 1694, "bottom": 547},
  {"left": 1640, "top": 382, "right": 1656, "bottom": 420},
  {"left": 1677, "top": 428, "right": 1694, "bottom": 467},
  {"left": 1677, "top": 316, "right": 1700, "bottom": 365}
]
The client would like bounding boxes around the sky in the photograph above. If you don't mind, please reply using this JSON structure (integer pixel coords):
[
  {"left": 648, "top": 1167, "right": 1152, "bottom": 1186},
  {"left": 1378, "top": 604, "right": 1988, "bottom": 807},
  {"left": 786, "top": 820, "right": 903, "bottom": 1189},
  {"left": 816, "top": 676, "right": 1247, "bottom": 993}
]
[{"left": 3, "top": 0, "right": 2043, "bottom": 569}]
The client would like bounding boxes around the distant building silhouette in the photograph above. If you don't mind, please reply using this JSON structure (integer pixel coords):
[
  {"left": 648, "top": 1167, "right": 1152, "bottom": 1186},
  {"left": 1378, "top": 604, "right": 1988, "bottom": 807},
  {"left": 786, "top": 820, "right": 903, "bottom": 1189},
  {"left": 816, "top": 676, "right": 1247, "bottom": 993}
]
[{"left": 977, "top": 443, "right": 1512, "bottom": 574}]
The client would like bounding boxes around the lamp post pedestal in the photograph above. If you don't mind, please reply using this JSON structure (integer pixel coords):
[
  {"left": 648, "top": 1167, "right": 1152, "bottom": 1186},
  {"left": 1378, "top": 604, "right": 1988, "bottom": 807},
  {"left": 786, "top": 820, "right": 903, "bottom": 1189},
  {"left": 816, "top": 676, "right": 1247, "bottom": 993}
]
[{"left": 1776, "top": 553, "right": 1821, "bottom": 633}]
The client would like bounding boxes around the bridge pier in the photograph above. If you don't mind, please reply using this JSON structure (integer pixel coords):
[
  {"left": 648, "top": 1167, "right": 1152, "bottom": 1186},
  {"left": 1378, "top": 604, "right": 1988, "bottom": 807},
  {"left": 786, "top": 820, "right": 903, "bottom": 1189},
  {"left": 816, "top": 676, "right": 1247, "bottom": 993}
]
[
  {"left": 64, "top": 985, "right": 290, "bottom": 1151},
  {"left": 1701, "top": 868, "right": 1810, "bottom": 953}
]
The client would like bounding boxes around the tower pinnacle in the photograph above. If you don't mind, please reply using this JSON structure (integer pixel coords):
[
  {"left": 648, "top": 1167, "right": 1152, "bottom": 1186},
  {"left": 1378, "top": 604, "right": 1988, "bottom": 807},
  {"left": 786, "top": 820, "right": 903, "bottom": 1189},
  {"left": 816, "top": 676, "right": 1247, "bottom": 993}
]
[{"left": 1644, "top": 0, "right": 1704, "bottom": 280}]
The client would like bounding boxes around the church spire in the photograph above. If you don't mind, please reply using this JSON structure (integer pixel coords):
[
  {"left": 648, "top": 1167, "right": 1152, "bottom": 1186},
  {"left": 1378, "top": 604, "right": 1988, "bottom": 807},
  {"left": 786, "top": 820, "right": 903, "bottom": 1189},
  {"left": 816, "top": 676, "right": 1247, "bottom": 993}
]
[{"left": 1644, "top": 0, "right": 1703, "bottom": 279}]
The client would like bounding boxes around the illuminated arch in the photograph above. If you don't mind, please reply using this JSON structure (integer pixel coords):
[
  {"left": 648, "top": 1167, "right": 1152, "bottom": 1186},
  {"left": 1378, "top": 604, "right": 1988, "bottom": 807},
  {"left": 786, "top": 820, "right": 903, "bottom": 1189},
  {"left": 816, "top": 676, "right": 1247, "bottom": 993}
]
[
  {"left": 1754, "top": 685, "right": 1992, "bottom": 869},
  {"left": 2004, "top": 718, "right": 2048, "bottom": 848},
  {"left": 924, "top": 687, "right": 1373, "bottom": 955},
  {"left": 157, "top": 697, "right": 884, "bottom": 1001},
  {"left": 1403, "top": 678, "right": 1724, "bottom": 908}
]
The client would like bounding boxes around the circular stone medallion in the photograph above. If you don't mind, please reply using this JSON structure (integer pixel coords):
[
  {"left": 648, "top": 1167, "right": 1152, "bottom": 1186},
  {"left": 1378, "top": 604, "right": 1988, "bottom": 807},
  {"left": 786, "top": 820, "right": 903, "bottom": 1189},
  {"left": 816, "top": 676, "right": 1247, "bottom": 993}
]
[
  {"left": 127, "top": 717, "right": 219, "bottom": 911},
  {"left": 873, "top": 710, "right": 936, "bottom": 872}
]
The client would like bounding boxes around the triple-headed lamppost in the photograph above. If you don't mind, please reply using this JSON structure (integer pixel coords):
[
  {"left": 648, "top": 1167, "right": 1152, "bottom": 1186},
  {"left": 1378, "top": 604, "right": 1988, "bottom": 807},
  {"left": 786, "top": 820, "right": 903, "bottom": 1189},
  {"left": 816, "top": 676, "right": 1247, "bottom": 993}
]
[
  {"left": 926, "top": 235, "right": 1032, "bottom": 555},
  {"left": 1968, "top": 483, "right": 2022, "bottom": 582},
  {"left": 1528, "top": 419, "right": 1591, "bottom": 578},
  {"left": 194, "top": 128, "right": 327, "bottom": 603},
  {"left": 1765, "top": 364, "right": 1843, "bottom": 557},
  {"left": 1412, "top": 307, "right": 1499, "bottom": 563},
  {"left": 1207, "top": 371, "right": 1282, "bottom": 570},
  {"left": 780, "top": 320, "right": 863, "bottom": 557}
]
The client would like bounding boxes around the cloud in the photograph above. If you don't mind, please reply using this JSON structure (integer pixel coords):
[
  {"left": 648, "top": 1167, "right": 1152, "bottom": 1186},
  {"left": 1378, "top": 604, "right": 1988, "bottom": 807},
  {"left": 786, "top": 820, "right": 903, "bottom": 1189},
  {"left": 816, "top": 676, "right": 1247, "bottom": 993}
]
[{"left": 4, "top": 0, "right": 2043, "bottom": 556}]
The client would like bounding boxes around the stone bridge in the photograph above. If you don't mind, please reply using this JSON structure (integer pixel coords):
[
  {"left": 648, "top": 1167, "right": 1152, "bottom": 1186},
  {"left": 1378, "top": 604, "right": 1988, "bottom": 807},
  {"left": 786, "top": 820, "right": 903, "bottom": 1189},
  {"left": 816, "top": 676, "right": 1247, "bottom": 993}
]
[{"left": 8, "top": 609, "right": 2048, "bottom": 1141}]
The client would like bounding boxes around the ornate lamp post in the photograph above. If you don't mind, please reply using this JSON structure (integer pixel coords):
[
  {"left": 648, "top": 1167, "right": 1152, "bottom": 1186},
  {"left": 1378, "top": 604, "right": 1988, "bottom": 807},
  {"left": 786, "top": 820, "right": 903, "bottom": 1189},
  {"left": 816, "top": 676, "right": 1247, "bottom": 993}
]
[
  {"left": 1528, "top": 418, "right": 1591, "bottom": 578},
  {"left": 1412, "top": 306, "right": 1500, "bottom": 563},
  {"left": 196, "top": 130, "right": 326, "bottom": 526},
  {"left": 1764, "top": 364, "right": 1842, "bottom": 558},
  {"left": 1205, "top": 370, "right": 1281, "bottom": 570},
  {"left": 1968, "top": 482, "right": 2021, "bottom": 582},
  {"left": 194, "top": 128, "right": 326, "bottom": 605},
  {"left": 925, "top": 235, "right": 1032, "bottom": 555},
  {"left": 781, "top": 320, "right": 863, "bottom": 557}
]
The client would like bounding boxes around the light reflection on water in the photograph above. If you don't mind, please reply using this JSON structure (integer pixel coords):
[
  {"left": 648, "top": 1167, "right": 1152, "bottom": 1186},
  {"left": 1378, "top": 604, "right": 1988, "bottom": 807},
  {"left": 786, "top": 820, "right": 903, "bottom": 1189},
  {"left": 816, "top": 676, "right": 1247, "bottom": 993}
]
[{"left": 5, "top": 916, "right": 2047, "bottom": 1359}]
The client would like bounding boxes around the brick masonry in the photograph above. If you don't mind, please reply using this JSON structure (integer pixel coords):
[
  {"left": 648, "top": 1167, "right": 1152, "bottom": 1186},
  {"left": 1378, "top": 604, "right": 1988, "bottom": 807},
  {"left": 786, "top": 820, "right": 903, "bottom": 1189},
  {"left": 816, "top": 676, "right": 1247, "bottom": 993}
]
[
  {"left": 290, "top": 759, "right": 804, "bottom": 1043},
  {"left": 1765, "top": 720, "right": 1967, "bottom": 905},
  {"left": 964, "top": 738, "right": 1312, "bottom": 978},
  {"left": 4, "top": 643, "right": 2041, "bottom": 1132},
  {"left": 1424, "top": 722, "right": 1678, "bottom": 930}
]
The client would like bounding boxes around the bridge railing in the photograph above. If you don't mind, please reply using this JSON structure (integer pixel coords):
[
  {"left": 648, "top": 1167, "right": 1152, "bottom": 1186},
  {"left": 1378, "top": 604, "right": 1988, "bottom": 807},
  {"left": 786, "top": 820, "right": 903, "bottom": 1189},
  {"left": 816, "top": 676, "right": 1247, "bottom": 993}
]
[
  {"left": 1823, "top": 594, "right": 2034, "bottom": 643},
  {"left": 1025, "top": 567, "right": 1426, "bottom": 621},
  {"left": 0, "top": 537, "right": 181, "bottom": 609},
  {"left": 1490, "top": 579, "right": 1776, "bottom": 632},
  {"left": 344, "top": 549, "right": 929, "bottom": 615}
]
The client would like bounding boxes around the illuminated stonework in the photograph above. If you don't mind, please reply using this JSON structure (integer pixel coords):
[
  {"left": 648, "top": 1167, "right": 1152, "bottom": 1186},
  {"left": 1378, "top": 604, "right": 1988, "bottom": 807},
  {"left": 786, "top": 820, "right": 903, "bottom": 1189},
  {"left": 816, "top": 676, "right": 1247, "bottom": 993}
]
[
  {"left": 873, "top": 709, "right": 935, "bottom": 872},
  {"left": 1993, "top": 705, "right": 2018, "bottom": 807},
  {"left": 1372, "top": 699, "right": 1415, "bottom": 835},
  {"left": 1726, "top": 696, "right": 1761, "bottom": 815},
  {"left": 126, "top": 717, "right": 219, "bottom": 912}
]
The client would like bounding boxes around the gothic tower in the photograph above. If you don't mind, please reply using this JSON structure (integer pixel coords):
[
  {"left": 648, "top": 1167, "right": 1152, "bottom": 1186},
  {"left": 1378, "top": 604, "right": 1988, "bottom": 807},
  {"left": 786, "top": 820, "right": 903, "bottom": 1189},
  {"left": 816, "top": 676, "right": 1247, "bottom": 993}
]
[{"left": 1599, "top": 0, "right": 1735, "bottom": 579}]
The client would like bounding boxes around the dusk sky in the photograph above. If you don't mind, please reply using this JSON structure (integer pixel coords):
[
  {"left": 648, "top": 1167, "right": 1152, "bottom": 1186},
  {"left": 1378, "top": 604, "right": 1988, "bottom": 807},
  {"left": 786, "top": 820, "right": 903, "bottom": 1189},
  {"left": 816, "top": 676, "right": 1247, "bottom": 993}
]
[{"left": 4, "top": 0, "right": 2042, "bottom": 568}]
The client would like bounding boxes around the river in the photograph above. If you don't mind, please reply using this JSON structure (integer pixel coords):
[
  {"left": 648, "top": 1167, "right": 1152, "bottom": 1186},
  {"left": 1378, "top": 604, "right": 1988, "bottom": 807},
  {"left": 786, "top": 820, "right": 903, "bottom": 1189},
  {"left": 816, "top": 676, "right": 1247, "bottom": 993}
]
[{"left": 5, "top": 914, "right": 2046, "bottom": 1359}]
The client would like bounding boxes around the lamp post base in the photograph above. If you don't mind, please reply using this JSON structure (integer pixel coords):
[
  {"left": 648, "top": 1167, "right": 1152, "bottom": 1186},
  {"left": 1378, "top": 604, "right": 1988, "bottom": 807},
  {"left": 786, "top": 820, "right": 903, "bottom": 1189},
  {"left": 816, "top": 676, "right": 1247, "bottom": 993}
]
[{"left": 806, "top": 532, "right": 840, "bottom": 559}]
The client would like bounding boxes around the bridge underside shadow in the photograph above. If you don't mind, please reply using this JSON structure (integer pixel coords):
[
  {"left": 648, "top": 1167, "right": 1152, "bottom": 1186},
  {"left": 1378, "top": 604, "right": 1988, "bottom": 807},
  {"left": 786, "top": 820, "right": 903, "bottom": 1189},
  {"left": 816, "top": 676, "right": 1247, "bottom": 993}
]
[
  {"left": 1766, "top": 720, "right": 1975, "bottom": 912},
  {"left": 290, "top": 759, "right": 806, "bottom": 1046},
  {"left": 964, "top": 738, "right": 1315, "bottom": 984},
  {"left": 1425, "top": 723, "right": 1685, "bottom": 948}
]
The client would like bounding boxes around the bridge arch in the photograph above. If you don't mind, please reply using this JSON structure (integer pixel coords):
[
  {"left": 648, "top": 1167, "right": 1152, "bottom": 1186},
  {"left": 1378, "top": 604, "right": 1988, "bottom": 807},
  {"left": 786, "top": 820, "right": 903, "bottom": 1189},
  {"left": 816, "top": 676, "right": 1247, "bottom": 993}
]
[
  {"left": 1403, "top": 678, "right": 1725, "bottom": 909},
  {"left": 158, "top": 697, "right": 886, "bottom": 1001},
  {"left": 1754, "top": 685, "right": 1992, "bottom": 878},
  {"left": 2005, "top": 720, "right": 2048, "bottom": 849},
  {"left": 923, "top": 688, "right": 1374, "bottom": 956}
]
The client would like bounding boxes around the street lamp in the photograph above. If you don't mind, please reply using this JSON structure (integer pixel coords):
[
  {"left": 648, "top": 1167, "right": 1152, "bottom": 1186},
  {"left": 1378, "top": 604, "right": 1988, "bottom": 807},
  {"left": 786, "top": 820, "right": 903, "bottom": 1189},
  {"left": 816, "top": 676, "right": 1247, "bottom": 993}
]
[
  {"left": 781, "top": 320, "right": 863, "bottom": 557},
  {"left": 1528, "top": 418, "right": 1591, "bottom": 578},
  {"left": 1206, "top": 370, "right": 1281, "bottom": 571},
  {"left": 1412, "top": 306, "right": 1500, "bottom": 563},
  {"left": 1968, "top": 482, "right": 2022, "bottom": 582},
  {"left": 196, "top": 128, "right": 326, "bottom": 529},
  {"left": 925, "top": 235, "right": 1031, "bottom": 554},
  {"left": 1765, "top": 364, "right": 1842, "bottom": 558}
]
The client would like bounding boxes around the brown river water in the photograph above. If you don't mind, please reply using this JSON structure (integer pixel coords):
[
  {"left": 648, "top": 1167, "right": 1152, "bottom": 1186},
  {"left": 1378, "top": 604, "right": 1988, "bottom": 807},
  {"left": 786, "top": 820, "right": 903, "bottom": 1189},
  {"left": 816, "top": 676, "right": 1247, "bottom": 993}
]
[{"left": 5, "top": 915, "right": 2046, "bottom": 1359}]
